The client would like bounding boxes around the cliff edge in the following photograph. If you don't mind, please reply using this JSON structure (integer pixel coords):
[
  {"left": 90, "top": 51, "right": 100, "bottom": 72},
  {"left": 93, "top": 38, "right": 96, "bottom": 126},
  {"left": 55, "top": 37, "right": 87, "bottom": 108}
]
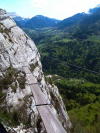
[{"left": 0, "top": 9, "right": 71, "bottom": 133}]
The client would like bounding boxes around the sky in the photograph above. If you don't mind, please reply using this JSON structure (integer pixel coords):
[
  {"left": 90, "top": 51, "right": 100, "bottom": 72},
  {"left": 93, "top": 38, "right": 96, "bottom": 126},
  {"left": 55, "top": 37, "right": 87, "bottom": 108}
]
[{"left": 0, "top": 0, "right": 100, "bottom": 19}]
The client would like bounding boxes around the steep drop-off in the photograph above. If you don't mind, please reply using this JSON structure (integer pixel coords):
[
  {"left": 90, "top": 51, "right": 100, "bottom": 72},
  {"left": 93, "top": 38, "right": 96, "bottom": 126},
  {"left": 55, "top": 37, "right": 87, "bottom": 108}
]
[{"left": 0, "top": 9, "right": 71, "bottom": 133}]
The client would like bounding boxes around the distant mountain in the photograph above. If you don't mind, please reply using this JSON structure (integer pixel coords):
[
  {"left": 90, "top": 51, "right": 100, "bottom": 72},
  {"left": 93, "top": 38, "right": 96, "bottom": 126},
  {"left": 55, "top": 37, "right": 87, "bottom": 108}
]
[
  {"left": 14, "top": 15, "right": 60, "bottom": 29},
  {"left": 8, "top": 12, "right": 29, "bottom": 27},
  {"left": 56, "top": 7, "right": 100, "bottom": 39},
  {"left": 13, "top": 16, "right": 29, "bottom": 27},
  {"left": 56, "top": 13, "right": 87, "bottom": 30},
  {"left": 89, "top": 6, "right": 100, "bottom": 14},
  {"left": 13, "top": 6, "right": 100, "bottom": 31},
  {"left": 73, "top": 7, "right": 100, "bottom": 39},
  {"left": 25, "top": 15, "right": 60, "bottom": 29}
]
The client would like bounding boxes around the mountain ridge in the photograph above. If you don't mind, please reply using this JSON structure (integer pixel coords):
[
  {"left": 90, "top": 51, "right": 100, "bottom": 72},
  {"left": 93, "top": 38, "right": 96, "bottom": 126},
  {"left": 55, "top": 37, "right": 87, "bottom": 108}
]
[
  {"left": 11, "top": 6, "right": 100, "bottom": 30},
  {"left": 13, "top": 14, "right": 60, "bottom": 29}
]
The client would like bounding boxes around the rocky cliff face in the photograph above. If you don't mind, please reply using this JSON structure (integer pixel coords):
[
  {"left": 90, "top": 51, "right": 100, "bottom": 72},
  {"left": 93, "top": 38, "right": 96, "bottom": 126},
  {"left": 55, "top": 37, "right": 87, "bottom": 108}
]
[{"left": 0, "top": 9, "right": 71, "bottom": 133}]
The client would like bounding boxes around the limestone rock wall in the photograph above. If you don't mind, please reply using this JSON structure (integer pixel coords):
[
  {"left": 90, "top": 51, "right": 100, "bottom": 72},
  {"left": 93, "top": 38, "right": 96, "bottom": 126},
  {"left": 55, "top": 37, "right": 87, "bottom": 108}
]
[{"left": 0, "top": 9, "right": 71, "bottom": 133}]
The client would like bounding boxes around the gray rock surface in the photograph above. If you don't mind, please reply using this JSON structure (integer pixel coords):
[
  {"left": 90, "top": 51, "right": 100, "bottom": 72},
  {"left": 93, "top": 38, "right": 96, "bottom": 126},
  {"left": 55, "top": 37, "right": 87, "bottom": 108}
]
[{"left": 0, "top": 10, "right": 71, "bottom": 133}]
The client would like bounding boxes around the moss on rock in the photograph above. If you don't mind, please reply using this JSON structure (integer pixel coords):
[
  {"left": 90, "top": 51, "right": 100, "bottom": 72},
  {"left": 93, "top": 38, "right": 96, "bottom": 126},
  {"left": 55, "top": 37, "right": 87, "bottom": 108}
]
[
  {"left": 0, "top": 66, "right": 26, "bottom": 91},
  {"left": 30, "top": 61, "right": 38, "bottom": 72}
]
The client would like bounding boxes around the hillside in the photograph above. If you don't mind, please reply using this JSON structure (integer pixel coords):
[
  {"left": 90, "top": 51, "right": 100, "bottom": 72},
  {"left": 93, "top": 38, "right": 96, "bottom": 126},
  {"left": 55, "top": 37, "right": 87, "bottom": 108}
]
[
  {"left": 56, "top": 13, "right": 87, "bottom": 30},
  {"left": 20, "top": 7, "right": 100, "bottom": 83}
]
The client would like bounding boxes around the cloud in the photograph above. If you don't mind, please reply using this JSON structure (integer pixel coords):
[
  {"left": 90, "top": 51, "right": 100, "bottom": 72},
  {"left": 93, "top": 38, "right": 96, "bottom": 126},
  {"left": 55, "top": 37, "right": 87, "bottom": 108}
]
[
  {"left": 31, "top": 0, "right": 48, "bottom": 8},
  {"left": 1, "top": 0, "right": 100, "bottom": 19}
]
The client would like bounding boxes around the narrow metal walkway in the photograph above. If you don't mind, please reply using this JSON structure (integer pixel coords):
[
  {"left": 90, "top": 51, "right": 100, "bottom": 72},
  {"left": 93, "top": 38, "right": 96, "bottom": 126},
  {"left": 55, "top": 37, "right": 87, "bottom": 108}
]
[{"left": 22, "top": 65, "right": 67, "bottom": 133}]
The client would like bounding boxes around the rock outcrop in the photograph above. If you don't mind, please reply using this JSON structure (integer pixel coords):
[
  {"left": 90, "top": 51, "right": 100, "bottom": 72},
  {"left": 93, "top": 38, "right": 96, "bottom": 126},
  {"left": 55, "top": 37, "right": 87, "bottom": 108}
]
[{"left": 0, "top": 9, "right": 71, "bottom": 133}]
